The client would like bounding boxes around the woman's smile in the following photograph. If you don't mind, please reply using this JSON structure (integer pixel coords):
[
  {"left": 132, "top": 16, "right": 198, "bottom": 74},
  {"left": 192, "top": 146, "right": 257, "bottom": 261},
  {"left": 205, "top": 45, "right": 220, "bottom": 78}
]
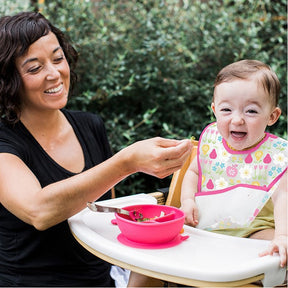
[{"left": 44, "top": 83, "right": 63, "bottom": 94}]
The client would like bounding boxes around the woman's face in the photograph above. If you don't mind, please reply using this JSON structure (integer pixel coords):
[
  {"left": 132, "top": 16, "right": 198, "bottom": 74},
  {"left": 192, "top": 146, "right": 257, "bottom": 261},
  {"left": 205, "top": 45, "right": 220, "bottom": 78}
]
[{"left": 15, "top": 32, "right": 70, "bottom": 114}]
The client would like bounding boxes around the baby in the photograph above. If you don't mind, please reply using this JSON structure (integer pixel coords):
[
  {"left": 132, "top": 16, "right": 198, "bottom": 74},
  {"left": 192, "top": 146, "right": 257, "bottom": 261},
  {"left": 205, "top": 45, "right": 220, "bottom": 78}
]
[{"left": 181, "top": 59, "right": 287, "bottom": 267}]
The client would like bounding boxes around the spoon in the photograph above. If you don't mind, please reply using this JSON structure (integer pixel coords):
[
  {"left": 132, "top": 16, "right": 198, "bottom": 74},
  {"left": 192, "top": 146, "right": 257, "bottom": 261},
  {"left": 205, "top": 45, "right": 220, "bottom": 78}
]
[{"left": 87, "top": 202, "right": 143, "bottom": 221}]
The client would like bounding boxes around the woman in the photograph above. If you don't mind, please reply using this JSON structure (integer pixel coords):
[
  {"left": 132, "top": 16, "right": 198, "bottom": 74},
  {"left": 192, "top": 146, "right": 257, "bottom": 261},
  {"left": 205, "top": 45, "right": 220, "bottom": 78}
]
[{"left": 0, "top": 11, "right": 192, "bottom": 286}]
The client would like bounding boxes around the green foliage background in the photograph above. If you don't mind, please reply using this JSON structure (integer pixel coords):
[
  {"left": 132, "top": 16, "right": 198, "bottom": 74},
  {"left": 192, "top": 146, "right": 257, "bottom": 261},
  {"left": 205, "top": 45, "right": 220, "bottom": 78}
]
[{"left": 1, "top": 0, "right": 287, "bottom": 196}]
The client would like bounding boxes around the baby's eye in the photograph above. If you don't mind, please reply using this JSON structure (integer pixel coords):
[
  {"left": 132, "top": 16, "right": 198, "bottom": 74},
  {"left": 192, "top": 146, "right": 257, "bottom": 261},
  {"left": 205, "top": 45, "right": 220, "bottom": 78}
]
[
  {"left": 220, "top": 108, "right": 231, "bottom": 112},
  {"left": 246, "top": 109, "right": 258, "bottom": 114}
]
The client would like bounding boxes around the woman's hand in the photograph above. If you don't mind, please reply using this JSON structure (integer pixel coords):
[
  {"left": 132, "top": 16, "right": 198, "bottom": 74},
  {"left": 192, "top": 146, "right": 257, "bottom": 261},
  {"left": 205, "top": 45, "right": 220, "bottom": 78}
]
[{"left": 122, "top": 137, "right": 193, "bottom": 178}]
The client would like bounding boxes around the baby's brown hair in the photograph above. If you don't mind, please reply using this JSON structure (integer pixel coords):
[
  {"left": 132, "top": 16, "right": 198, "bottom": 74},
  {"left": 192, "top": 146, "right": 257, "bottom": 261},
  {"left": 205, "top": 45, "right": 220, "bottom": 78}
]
[{"left": 213, "top": 59, "right": 280, "bottom": 107}]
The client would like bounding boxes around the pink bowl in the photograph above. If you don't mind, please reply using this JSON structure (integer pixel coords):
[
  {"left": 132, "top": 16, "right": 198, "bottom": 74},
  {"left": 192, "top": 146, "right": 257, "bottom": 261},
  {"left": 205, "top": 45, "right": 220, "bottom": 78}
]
[{"left": 115, "top": 204, "right": 185, "bottom": 244}]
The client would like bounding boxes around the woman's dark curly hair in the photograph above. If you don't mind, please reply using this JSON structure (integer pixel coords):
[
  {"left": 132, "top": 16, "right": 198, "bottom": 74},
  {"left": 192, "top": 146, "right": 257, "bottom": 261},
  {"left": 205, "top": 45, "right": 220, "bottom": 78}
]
[{"left": 0, "top": 11, "right": 78, "bottom": 124}]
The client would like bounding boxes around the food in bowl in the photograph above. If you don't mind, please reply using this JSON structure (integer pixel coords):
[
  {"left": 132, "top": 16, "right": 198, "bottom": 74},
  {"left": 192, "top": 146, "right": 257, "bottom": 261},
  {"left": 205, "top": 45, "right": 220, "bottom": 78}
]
[
  {"left": 115, "top": 204, "right": 185, "bottom": 244},
  {"left": 135, "top": 210, "right": 167, "bottom": 222}
]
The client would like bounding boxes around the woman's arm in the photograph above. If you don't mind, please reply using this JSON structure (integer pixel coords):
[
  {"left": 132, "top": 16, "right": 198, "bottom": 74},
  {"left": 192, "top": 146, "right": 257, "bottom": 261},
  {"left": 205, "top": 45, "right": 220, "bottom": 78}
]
[{"left": 0, "top": 137, "right": 192, "bottom": 230}]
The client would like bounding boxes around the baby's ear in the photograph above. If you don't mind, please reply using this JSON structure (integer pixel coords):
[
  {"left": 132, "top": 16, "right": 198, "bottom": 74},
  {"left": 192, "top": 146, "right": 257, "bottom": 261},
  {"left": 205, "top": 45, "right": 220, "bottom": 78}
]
[
  {"left": 268, "top": 107, "right": 281, "bottom": 126},
  {"left": 211, "top": 103, "right": 216, "bottom": 114}
]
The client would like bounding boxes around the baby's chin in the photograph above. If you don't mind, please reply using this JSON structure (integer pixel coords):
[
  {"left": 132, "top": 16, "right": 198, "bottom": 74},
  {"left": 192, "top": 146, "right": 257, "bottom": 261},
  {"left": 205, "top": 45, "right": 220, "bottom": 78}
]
[
  {"left": 228, "top": 139, "right": 260, "bottom": 151},
  {"left": 227, "top": 134, "right": 249, "bottom": 151}
]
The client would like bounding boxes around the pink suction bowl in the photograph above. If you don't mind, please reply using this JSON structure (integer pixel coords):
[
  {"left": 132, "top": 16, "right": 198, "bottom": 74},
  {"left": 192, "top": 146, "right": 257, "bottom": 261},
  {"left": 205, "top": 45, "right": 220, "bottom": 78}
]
[{"left": 115, "top": 204, "right": 185, "bottom": 244}]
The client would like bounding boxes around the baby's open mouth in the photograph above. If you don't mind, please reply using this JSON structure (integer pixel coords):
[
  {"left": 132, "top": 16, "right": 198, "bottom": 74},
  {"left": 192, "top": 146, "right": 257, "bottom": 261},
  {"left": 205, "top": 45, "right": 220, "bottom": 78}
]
[{"left": 231, "top": 131, "right": 247, "bottom": 138}]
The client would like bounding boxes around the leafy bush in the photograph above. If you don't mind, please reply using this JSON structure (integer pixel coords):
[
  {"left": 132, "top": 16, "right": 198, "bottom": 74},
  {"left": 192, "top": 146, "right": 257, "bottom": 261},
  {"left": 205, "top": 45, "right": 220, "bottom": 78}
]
[{"left": 1, "top": 0, "right": 287, "bottom": 196}]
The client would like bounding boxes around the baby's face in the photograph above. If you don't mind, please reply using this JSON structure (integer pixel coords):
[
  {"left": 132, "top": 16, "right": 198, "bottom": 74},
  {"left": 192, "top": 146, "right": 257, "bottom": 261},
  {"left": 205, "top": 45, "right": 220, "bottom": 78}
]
[{"left": 211, "top": 79, "right": 280, "bottom": 151}]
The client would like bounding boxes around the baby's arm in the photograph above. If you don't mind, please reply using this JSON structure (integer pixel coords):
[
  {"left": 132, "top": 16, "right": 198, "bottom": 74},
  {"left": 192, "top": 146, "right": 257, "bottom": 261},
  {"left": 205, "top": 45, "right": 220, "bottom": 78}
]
[
  {"left": 181, "top": 157, "right": 199, "bottom": 226},
  {"left": 259, "top": 170, "right": 287, "bottom": 267}
]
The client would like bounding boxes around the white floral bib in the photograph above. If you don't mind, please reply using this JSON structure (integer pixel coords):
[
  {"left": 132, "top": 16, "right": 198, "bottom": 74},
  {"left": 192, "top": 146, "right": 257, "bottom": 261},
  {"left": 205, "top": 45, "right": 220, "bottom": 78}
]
[{"left": 196, "top": 122, "right": 288, "bottom": 230}]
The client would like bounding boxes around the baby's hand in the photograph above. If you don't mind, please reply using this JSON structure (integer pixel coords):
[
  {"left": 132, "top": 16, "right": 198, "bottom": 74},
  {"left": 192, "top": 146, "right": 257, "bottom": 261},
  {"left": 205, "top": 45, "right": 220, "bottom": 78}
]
[
  {"left": 181, "top": 199, "right": 199, "bottom": 227},
  {"left": 259, "top": 235, "right": 287, "bottom": 267}
]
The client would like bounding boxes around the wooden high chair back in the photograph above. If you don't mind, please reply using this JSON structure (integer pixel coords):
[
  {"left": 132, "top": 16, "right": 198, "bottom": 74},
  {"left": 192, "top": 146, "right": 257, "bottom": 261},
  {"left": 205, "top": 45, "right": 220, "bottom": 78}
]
[{"left": 165, "top": 139, "right": 198, "bottom": 207}]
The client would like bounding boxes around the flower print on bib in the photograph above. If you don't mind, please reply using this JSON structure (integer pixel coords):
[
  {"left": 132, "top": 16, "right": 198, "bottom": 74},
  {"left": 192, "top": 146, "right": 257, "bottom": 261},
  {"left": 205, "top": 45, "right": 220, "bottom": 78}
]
[{"left": 196, "top": 122, "right": 288, "bottom": 231}]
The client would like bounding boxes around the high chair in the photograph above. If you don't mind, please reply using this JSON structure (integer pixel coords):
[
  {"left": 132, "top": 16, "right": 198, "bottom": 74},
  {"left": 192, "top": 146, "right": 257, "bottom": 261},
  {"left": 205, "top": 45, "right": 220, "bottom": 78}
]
[
  {"left": 150, "top": 139, "right": 267, "bottom": 287},
  {"left": 103, "top": 139, "right": 285, "bottom": 287}
]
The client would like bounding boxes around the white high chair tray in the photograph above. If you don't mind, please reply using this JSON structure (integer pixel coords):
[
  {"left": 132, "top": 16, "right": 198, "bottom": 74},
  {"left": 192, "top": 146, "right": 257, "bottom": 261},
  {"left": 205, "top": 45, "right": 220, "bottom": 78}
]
[{"left": 68, "top": 194, "right": 286, "bottom": 287}]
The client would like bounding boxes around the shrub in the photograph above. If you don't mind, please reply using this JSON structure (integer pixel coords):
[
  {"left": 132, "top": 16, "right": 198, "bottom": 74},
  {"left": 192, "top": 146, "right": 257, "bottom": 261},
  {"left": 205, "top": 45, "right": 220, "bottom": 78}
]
[{"left": 2, "top": 0, "right": 287, "bottom": 196}]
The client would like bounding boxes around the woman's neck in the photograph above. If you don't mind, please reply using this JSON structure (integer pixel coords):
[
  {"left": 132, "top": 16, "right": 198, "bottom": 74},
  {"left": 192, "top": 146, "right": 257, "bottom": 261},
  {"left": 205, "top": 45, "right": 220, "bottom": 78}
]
[{"left": 20, "top": 109, "right": 65, "bottom": 138}]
